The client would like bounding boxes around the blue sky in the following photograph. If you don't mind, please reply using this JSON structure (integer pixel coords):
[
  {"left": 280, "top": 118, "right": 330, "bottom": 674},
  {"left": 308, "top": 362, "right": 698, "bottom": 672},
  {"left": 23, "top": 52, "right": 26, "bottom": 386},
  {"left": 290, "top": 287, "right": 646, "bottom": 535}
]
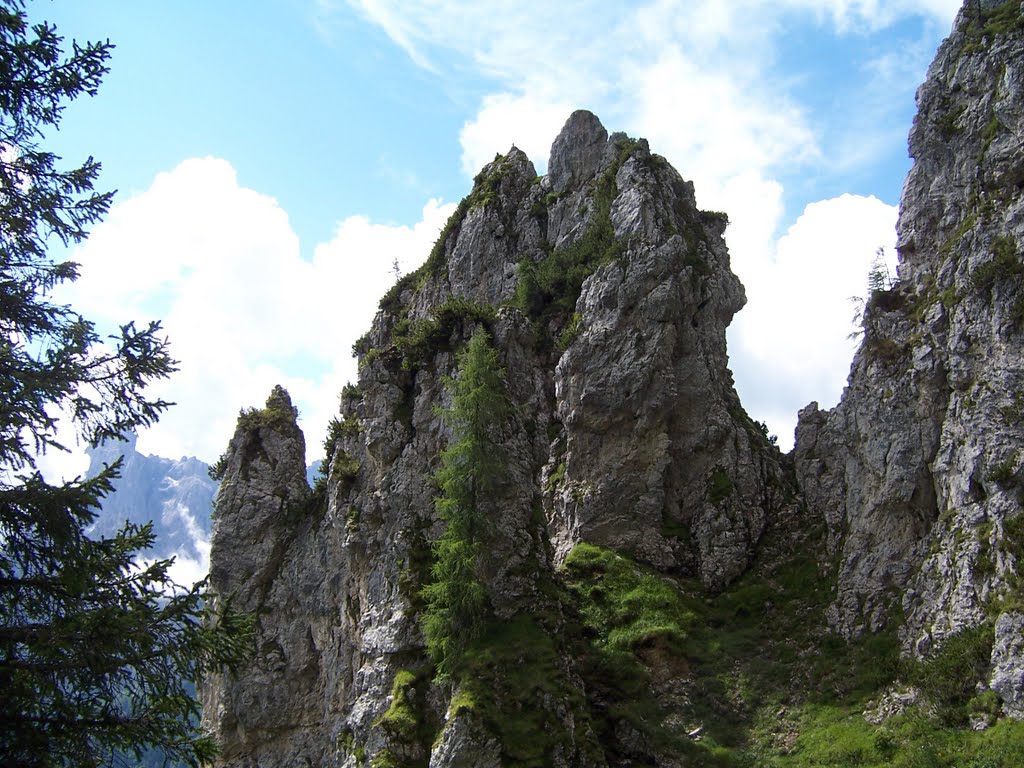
[{"left": 34, "top": 0, "right": 963, "bottom": 474}]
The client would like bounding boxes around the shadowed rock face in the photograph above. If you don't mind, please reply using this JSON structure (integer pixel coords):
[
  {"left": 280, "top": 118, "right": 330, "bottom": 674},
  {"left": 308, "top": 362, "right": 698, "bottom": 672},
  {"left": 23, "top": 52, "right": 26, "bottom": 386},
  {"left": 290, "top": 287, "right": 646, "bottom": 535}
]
[
  {"left": 547, "top": 120, "right": 782, "bottom": 590},
  {"left": 548, "top": 109, "right": 610, "bottom": 195},
  {"left": 794, "top": 1, "right": 1024, "bottom": 703},
  {"left": 200, "top": 386, "right": 324, "bottom": 766}
]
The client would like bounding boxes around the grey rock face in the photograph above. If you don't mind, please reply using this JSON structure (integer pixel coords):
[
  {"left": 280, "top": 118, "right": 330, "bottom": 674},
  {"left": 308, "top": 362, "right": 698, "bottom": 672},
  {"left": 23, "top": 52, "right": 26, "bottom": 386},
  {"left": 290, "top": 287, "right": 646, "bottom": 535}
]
[
  {"left": 444, "top": 148, "right": 546, "bottom": 308},
  {"left": 991, "top": 611, "right": 1024, "bottom": 718},
  {"left": 793, "top": 1, "right": 1024, "bottom": 715},
  {"left": 203, "top": 111, "right": 782, "bottom": 767},
  {"left": 428, "top": 709, "right": 503, "bottom": 768},
  {"left": 201, "top": 386, "right": 327, "bottom": 767},
  {"left": 549, "top": 143, "right": 782, "bottom": 589},
  {"left": 548, "top": 109, "right": 610, "bottom": 196}
]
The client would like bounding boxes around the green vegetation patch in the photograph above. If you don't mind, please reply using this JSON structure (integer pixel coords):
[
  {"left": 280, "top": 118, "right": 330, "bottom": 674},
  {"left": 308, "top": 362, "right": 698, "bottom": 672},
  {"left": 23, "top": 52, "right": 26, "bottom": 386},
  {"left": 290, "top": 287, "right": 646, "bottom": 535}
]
[
  {"left": 972, "top": 236, "right": 1022, "bottom": 296},
  {"left": 980, "top": 0, "right": 1024, "bottom": 37},
  {"left": 940, "top": 213, "right": 977, "bottom": 256},
  {"left": 749, "top": 622, "right": 1005, "bottom": 766},
  {"left": 387, "top": 298, "right": 497, "bottom": 371},
  {"left": 312, "top": 414, "right": 361, "bottom": 502},
  {"left": 764, "top": 707, "right": 1024, "bottom": 767},
  {"left": 372, "top": 668, "right": 436, "bottom": 767},
  {"left": 564, "top": 542, "right": 698, "bottom": 654},
  {"left": 467, "top": 153, "right": 515, "bottom": 210},
  {"left": 545, "top": 461, "right": 566, "bottom": 492},
  {"left": 562, "top": 543, "right": 701, "bottom": 757},
  {"left": 983, "top": 115, "right": 1003, "bottom": 156},
  {"left": 321, "top": 413, "right": 360, "bottom": 462},
  {"left": 901, "top": 623, "right": 995, "bottom": 726},
  {"left": 455, "top": 614, "right": 602, "bottom": 767},
  {"left": 809, "top": 628, "right": 902, "bottom": 704},
  {"left": 238, "top": 401, "right": 296, "bottom": 430},
  {"left": 1003, "top": 512, "right": 1024, "bottom": 555},
  {"left": 986, "top": 451, "right": 1019, "bottom": 491},
  {"left": 553, "top": 523, "right": 1012, "bottom": 767},
  {"left": 937, "top": 104, "right": 966, "bottom": 139},
  {"left": 708, "top": 467, "right": 735, "bottom": 508},
  {"left": 963, "top": 0, "right": 1024, "bottom": 54},
  {"left": 513, "top": 138, "right": 638, "bottom": 330},
  {"left": 866, "top": 336, "right": 908, "bottom": 364}
]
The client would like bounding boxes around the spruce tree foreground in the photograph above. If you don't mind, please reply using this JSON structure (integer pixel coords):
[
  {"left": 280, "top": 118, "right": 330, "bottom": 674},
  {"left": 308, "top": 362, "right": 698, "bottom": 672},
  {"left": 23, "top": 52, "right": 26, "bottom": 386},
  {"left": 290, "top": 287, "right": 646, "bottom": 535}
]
[{"left": 0, "top": 3, "right": 251, "bottom": 766}]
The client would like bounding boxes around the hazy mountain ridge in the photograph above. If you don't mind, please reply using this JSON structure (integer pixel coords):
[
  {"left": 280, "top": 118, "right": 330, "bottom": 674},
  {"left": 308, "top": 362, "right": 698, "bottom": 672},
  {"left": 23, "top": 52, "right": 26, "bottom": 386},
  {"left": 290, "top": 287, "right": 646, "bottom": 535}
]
[
  {"left": 87, "top": 433, "right": 216, "bottom": 577},
  {"left": 88, "top": 437, "right": 324, "bottom": 585}
]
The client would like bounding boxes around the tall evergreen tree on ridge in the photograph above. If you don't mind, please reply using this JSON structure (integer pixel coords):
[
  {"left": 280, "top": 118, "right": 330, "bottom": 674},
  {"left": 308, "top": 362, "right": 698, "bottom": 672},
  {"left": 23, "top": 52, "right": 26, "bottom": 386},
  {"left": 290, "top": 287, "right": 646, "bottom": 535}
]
[
  {"left": 422, "top": 328, "right": 511, "bottom": 682},
  {"left": 0, "top": 3, "right": 251, "bottom": 765}
]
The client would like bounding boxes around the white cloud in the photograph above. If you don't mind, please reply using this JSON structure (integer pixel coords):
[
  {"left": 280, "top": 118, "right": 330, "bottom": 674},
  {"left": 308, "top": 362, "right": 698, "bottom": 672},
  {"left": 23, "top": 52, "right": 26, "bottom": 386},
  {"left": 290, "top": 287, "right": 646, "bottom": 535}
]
[
  {"left": 63, "top": 157, "right": 455, "bottom": 464},
  {"left": 164, "top": 503, "right": 212, "bottom": 588},
  {"left": 164, "top": 551, "right": 210, "bottom": 591},
  {"left": 459, "top": 93, "right": 576, "bottom": 176},
  {"left": 728, "top": 194, "right": 899, "bottom": 449},
  {"left": 33, "top": 416, "right": 91, "bottom": 484}
]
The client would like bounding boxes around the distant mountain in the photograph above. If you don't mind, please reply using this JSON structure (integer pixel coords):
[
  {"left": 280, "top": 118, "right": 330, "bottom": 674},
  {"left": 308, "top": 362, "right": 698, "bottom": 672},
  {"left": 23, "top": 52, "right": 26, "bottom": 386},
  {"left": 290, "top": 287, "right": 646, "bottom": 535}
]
[
  {"left": 306, "top": 459, "right": 322, "bottom": 488},
  {"left": 86, "top": 433, "right": 217, "bottom": 576},
  {"left": 87, "top": 434, "right": 321, "bottom": 583}
]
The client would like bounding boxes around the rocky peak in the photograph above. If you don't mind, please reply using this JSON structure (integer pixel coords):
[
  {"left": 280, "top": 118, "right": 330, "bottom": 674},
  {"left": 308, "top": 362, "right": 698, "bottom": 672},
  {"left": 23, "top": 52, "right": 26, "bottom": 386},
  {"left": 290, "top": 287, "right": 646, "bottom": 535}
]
[
  {"left": 206, "top": 385, "right": 308, "bottom": 608},
  {"left": 201, "top": 386, "right": 317, "bottom": 765},
  {"left": 547, "top": 109, "right": 612, "bottom": 195},
  {"left": 204, "top": 106, "right": 786, "bottom": 766}
]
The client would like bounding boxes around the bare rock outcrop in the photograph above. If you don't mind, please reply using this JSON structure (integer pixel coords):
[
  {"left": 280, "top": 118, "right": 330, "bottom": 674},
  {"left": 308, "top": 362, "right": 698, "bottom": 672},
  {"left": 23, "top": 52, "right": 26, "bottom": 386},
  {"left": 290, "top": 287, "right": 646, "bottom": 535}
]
[
  {"left": 202, "top": 111, "right": 782, "bottom": 767},
  {"left": 548, "top": 135, "right": 783, "bottom": 589},
  {"left": 793, "top": 0, "right": 1024, "bottom": 715},
  {"left": 202, "top": 5, "right": 1024, "bottom": 759}
]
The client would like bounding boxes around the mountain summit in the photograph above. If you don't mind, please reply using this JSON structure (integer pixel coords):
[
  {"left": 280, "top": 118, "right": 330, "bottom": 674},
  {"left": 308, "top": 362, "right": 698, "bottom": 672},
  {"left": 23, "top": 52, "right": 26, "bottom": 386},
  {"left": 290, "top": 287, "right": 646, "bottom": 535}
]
[{"left": 201, "top": 4, "right": 1024, "bottom": 765}]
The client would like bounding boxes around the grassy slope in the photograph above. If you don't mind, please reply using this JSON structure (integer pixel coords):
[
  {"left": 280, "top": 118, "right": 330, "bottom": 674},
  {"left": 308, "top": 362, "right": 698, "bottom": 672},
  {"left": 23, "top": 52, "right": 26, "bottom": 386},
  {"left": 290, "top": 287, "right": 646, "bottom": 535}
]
[{"left": 559, "top": 508, "right": 1024, "bottom": 767}]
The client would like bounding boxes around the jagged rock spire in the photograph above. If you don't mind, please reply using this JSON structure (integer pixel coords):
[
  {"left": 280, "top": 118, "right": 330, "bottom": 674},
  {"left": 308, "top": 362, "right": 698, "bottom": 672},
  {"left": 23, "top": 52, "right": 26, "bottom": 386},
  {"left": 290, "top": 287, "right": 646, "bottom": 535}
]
[{"left": 548, "top": 109, "right": 610, "bottom": 194}]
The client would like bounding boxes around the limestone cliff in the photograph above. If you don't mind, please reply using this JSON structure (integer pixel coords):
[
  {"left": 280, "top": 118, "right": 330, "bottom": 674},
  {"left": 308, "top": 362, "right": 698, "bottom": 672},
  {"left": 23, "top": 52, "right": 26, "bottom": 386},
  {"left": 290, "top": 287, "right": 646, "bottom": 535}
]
[
  {"left": 201, "top": 112, "right": 785, "bottom": 766},
  {"left": 794, "top": 0, "right": 1024, "bottom": 658},
  {"left": 202, "top": 3, "right": 1024, "bottom": 763}
]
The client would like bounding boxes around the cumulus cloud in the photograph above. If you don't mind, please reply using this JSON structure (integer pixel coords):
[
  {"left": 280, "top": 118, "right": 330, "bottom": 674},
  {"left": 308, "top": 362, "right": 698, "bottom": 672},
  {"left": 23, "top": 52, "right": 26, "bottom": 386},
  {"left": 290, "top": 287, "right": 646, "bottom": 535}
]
[
  {"left": 62, "top": 157, "right": 455, "bottom": 463},
  {"left": 729, "top": 194, "right": 899, "bottom": 448},
  {"left": 459, "top": 93, "right": 575, "bottom": 176}
]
